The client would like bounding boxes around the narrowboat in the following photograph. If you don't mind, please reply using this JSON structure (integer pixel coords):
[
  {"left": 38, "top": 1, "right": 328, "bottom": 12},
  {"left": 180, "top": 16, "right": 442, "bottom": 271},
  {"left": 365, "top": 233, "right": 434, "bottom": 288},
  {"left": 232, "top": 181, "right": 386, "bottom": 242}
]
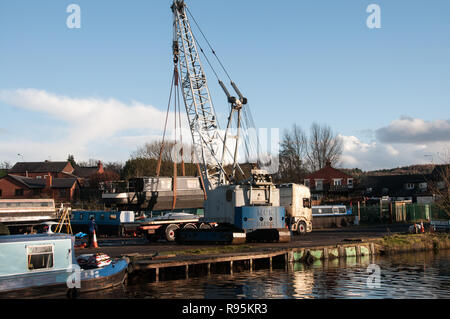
[
  {"left": 311, "top": 205, "right": 354, "bottom": 229},
  {"left": 70, "top": 210, "right": 135, "bottom": 236},
  {"left": 0, "top": 199, "right": 58, "bottom": 234},
  {"left": 102, "top": 176, "right": 206, "bottom": 211},
  {"left": 0, "top": 233, "right": 129, "bottom": 298}
]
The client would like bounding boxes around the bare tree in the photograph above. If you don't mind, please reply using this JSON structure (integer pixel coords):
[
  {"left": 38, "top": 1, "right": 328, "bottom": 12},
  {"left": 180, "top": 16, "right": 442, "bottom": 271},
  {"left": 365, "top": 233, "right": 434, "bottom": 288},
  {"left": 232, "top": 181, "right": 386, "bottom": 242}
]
[
  {"left": 131, "top": 140, "right": 193, "bottom": 163},
  {"left": 0, "top": 161, "right": 11, "bottom": 170},
  {"left": 276, "top": 124, "right": 308, "bottom": 183},
  {"left": 306, "top": 123, "right": 343, "bottom": 171},
  {"left": 77, "top": 159, "right": 101, "bottom": 168}
]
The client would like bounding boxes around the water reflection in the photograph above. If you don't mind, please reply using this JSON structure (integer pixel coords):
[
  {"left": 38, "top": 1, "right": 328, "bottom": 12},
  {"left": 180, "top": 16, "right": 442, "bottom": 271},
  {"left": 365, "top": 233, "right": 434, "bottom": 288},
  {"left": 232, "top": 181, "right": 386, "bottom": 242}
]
[{"left": 81, "top": 250, "right": 450, "bottom": 299}]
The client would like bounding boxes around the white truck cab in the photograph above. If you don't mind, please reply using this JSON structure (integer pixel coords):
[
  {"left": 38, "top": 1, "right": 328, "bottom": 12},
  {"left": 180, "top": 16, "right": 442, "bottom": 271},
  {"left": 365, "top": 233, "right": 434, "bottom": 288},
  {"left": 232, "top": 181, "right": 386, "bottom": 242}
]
[{"left": 279, "top": 183, "right": 313, "bottom": 235}]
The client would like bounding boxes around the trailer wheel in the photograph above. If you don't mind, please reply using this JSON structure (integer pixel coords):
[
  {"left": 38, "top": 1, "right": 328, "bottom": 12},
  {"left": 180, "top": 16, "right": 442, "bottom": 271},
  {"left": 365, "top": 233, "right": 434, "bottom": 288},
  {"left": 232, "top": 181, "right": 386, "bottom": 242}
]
[
  {"left": 183, "top": 223, "right": 197, "bottom": 230},
  {"left": 165, "top": 224, "right": 179, "bottom": 242},
  {"left": 199, "top": 223, "right": 212, "bottom": 230},
  {"left": 297, "top": 221, "right": 307, "bottom": 235}
]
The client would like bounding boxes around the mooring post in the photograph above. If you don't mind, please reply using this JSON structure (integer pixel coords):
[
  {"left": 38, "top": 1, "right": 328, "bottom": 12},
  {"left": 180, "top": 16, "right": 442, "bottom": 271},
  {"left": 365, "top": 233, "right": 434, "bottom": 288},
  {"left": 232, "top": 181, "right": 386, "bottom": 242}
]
[
  {"left": 249, "top": 259, "right": 253, "bottom": 272},
  {"left": 155, "top": 268, "right": 159, "bottom": 282},
  {"left": 269, "top": 257, "right": 273, "bottom": 272},
  {"left": 185, "top": 265, "right": 189, "bottom": 279},
  {"left": 284, "top": 253, "right": 288, "bottom": 271},
  {"left": 230, "top": 261, "right": 233, "bottom": 275},
  {"left": 207, "top": 263, "right": 211, "bottom": 276}
]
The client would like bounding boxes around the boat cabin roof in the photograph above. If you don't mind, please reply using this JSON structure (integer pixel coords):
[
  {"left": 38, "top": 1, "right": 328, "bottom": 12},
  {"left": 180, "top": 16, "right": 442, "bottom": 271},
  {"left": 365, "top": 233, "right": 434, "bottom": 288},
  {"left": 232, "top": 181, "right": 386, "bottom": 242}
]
[{"left": 0, "top": 233, "right": 73, "bottom": 244}]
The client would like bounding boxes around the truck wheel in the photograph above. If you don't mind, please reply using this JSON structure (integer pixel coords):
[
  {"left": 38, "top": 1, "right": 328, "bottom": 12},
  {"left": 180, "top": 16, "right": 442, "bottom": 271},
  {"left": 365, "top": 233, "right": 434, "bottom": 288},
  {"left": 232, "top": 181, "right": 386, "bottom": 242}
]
[
  {"left": 297, "top": 221, "right": 307, "bottom": 235},
  {"left": 165, "top": 224, "right": 179, "bottom": 242},
  {"left": 199, "top": 223, "right": 212, "bottom": 230},
  {"left": 183, "top": 223, "right": 197, "bottom": 230}
]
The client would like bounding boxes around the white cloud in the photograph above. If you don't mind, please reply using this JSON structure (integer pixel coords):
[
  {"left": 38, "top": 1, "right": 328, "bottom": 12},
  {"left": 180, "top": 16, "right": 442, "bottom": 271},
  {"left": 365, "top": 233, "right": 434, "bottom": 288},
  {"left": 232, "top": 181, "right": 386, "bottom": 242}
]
[
  {"left": 2, "top": 91, "right": 448, "bottom": 172},
  {"left": 340, "top": 134, "right": 450, "bottom": 171},
  {"left": 376, "top": 117, "right": 450, "bottom": 144},
  {"left": 0, "top": 89, "right": 185, "bottom": 162}
]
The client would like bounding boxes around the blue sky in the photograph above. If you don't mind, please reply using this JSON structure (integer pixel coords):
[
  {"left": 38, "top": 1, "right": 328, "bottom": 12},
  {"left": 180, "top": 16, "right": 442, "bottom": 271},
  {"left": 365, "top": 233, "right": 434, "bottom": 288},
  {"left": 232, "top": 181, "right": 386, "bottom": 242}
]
[{"left": 0, "top": 0, "right": 449, "bottom": 170}]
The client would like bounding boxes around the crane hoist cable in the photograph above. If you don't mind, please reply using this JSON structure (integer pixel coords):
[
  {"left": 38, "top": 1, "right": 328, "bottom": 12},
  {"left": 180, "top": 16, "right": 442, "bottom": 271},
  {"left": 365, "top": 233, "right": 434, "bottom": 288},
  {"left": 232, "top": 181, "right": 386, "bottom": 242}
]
[
  {"left": 156, "top": 70, "right": 176, "bottom": 178},
  {"left": 186, "top": 5, "right": 265, "bottom": 172},
  {"left": 156, "top": 66, "right": 189, "bottom": 210},
  {"left": 185, "top": 6, "right": 233, "bottom": 83}
]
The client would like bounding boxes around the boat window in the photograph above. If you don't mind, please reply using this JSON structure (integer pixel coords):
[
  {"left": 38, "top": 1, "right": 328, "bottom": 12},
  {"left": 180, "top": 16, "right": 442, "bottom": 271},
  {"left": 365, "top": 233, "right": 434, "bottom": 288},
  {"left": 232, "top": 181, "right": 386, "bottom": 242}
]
[
  {"left": 100, "top": 214, "right": 105, "bottom": 220},
  {"left": 21, "top": 202, "right": 34, "bottom": 207},
  {"left": 109, "top": 214, "right": 117, "bottom": 220},
  {"left": 79, "top": 213, "right": 84, "bottom": 220},
  {"left": 27, "top": 245, "right": 54, "bottom": 271}
]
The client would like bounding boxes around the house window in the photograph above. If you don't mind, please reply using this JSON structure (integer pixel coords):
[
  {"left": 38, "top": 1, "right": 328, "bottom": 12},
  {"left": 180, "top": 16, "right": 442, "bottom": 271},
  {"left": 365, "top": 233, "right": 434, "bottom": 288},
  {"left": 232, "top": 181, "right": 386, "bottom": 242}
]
[
  {"left": 315, "top": 180, "right": 323, "bottom": 190},
  {"left": 0, "top": 189, "right": 2, "bottom": 197},
  {"left": 304, "top": 179, "right": 310, "bottom": 187},
  {"left": 419, "top": 183, "right": 427, "bottom": 189},
  {"left": 347, "top": 179, "right": 354, "bottom": 188},
  {"left": 33, "top": 189, "right": 41, "bottom": 196},
  {"left": 59, "top": 189, "right": 67, "bottom": 198},
  {"left": 405, "top": 183, "right": 415, "bottom": 190},
  {"left": 27, "top": 245, "right": 54, "bottom": 271},
  {"left": 333, "top": 179, "right": 342, "bottom": 186},
  {"left": 15, "top": 189, "right": 24, "bottom": 196}
]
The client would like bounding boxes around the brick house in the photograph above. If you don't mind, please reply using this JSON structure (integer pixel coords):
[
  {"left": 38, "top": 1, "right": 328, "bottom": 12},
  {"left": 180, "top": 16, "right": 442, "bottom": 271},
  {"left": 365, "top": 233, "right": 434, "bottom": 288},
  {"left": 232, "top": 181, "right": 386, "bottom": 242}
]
[
  {"left": 8, "top": 161, "right": 105, "bottom": 185},
  {"left": 0, "top": 174, "right": 80, "bottom": 204},
  {"left": 2, "top": 160, "right": 106, "bottom": 204},
  {"left": 8, "top": 161, "right": 75, "bottom": 179},
  {"left": 72, "top": 161, "right": 104, "bottom": 187},
  {"left": 304, "top": 161, "right": 355, "bottom": 200}
]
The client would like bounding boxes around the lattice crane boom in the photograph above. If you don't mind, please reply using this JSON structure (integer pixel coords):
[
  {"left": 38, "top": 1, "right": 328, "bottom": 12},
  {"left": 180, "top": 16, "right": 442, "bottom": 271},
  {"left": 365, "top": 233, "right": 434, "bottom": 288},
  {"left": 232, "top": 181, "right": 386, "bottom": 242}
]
[{"left": 171, "top": 0, "right": 227, "bottom": 190}]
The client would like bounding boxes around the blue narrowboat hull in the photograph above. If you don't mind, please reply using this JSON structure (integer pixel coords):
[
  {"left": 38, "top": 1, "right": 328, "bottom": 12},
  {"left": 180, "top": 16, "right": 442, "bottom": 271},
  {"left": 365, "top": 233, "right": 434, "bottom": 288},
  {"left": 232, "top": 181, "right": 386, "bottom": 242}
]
[{"left": 0, "top": 258, "right": 128, "bottom": 298}]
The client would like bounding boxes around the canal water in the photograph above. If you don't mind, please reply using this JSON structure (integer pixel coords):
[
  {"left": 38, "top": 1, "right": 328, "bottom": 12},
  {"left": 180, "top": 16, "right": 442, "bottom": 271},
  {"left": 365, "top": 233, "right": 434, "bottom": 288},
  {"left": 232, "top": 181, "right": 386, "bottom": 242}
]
[{"left": 84, "top": 250, "right": 450, "bottom": 299}]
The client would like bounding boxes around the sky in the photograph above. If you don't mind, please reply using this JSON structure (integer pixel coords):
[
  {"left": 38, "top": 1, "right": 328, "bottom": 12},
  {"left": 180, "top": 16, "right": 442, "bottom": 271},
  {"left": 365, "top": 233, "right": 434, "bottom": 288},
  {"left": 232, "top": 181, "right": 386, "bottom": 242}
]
[{"left": 0, "top": 0, "right": 449, "bottom": 171}]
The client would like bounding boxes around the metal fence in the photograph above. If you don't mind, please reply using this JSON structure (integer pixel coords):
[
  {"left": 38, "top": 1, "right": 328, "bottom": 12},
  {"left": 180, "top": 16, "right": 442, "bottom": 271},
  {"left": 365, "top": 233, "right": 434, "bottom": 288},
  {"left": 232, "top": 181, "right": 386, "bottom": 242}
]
[{"left": 352, "top": 203, "right": 449, "bottom": 224}]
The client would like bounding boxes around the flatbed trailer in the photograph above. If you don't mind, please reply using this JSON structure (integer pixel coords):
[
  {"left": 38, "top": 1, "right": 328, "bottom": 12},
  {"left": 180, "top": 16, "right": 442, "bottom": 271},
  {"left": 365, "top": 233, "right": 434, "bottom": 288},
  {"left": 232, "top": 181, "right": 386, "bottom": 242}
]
[{"left": 132, "top": 213, "right": 215, "bottom": 242}]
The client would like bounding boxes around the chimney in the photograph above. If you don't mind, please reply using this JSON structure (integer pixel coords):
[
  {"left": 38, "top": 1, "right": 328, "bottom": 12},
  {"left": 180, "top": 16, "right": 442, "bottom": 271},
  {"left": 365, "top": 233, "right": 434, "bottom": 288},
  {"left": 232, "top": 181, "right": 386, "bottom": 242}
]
[
  {"left": 97, "top": 161, "right": 104, "bottom": 174},
  {"left": 45, "top": 174, "right": 53, "bottom": 190}
]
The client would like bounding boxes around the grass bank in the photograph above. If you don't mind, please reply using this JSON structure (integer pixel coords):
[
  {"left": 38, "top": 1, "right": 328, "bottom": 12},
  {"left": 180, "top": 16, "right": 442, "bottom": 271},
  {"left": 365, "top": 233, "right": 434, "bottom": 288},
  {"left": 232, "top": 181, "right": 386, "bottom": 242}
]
[
  {"left": 159, "top": 245, "right": 255, "bottom": 257},
  {"left": 373, "top": 233, "right": 450, "bottom": 255}
]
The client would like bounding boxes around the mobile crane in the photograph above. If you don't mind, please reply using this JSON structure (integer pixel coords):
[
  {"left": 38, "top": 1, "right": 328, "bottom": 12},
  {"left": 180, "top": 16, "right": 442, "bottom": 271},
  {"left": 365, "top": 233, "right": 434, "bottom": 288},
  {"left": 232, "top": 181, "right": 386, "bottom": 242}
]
[{"left": 170, "top": 0, "right": 290, "bottom": 244}]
